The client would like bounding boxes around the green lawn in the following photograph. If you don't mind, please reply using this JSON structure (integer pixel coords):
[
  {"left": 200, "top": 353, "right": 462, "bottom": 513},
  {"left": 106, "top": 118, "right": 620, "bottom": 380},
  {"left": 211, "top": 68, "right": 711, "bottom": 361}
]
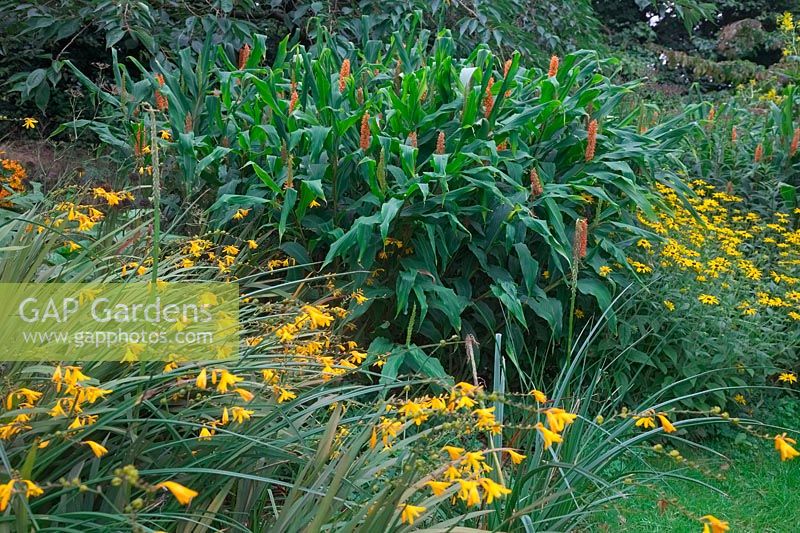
[{"left": 598, "top": 438, "right": 800, "bottom": 532}]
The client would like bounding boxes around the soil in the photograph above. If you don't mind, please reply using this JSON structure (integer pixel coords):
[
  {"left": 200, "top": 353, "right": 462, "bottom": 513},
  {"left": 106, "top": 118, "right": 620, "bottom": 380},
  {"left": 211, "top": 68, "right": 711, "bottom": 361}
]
[{"left": 0, "top": 139, "right": 112, "bottom": 191}]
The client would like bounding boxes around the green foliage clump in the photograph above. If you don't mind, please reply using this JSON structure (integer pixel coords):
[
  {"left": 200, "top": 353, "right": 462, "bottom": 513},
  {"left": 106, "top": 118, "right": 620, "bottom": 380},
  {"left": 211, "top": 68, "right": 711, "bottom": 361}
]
[
  {"left": 595, "top": 86, "right": 800, "bottom": 408},
  {"left": 64, "top": 29, "right": 700, "bottom": 383}
]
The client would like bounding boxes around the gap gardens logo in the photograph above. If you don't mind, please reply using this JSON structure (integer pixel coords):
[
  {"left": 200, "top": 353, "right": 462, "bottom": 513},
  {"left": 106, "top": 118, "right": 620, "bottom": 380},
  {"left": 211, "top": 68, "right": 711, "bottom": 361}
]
[{"left": 0, "top": 282, "right": 239, "bottom": 362}]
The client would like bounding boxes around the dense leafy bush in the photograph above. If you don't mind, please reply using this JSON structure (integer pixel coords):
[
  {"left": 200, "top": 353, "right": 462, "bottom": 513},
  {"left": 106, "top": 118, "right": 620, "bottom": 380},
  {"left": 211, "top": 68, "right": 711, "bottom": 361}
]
[
  {"left": 592, "top": 84, "right": 800, "bottom": 407},
  {"left": 600, "top": 178, "right": 800, "bottom": 406},
  {"left": 64, "top": 30, "right": 701, "bottom": 383},
  {"left": 683, "top": 86, "right": 799, "bottom": 213}
]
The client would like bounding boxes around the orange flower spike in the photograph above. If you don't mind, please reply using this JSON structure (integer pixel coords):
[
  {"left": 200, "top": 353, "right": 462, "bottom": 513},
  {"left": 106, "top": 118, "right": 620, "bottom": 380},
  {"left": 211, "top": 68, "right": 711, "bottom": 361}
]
[
  {"left": 790, "top": 127, "right": 800, "bottom": 157},
  {"left": 503, "top": 59, "right": 514, "bottom": 97},
  {"left": 548, "top": 55, "right": 559, "bottom": 77},
  {"left": 483, "top": 77, "right": 495, "bottom": 118},
  {"left": 573, "top": 218, "right": 588, "bottom": 261},
  {"left": 154, "top": 74, "right": 168, "bottom": 112},
  {"left": 585, "top": 119, "right": 598, "bottom": 162},
  {"left": 436, "top": 131, "right": 446, "bottom": 155},
  {"left": 339, "top": 58, "right": 351, "bottom": 92},
  {"left": 238, "top": 43, "right": 251, "bottom": 70},
  {"left": 754, "top": 143, "right": 763, "bottom": 163},
  {"left": 503, "top": 59, "right": 512, "bottom": 78},
  {"left": 529, "top": 168, "right": 543, "bottom": 198},
  {"left": 359, "top": 113, "right": 371, "bottom": 151}
]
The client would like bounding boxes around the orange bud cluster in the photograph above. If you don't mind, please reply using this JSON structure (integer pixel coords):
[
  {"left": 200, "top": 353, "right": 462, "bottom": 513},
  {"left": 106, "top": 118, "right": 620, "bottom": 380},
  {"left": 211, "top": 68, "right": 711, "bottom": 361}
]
[
  {"left": 529, "top": 168, "right": 543, "bottom": 198},
  {"left": 585, "top": 119, "right": 598, "bottom": 162},
  {"left": 436, "top": 131, "right": 446, "bottom": 155},
  {"left": 339, "top": 59, "right": 351, "bottom": 93},
  {"left": 790, "top": 128, "right": 800, "bottom": 157},
  {"left": 289, "top": 90, "right": 299, "bottom": 113},
  {"left": 754, "top": 143, "right": 763, "bottom": 163},
  {"left": 483, "top": 77, "right": 495, "bottom": 118},
  {"left": 154, "top": 74, "right": 168, "bottom": 112},
  {"left": 573, "top": 218, "right": 588, "bottom": 262},
  {"left": 707, "top": 106, "right": 716, "bottom": 122},
  {"left": 408, "top": 131, "right": 418, "bottom": 148},
  {"left": 548, "top": 55, "right": 559, "bottom": 78},
  {"left": 731, "top": 126, "right": 738, "bottom": 143},
  {"left": 359, "top": 113, "right": 370, "bottom": 151},
  {"left": 238, "top": 44, "right": 251, "bottom": 70},
  {"left": 497, "top": 140, "right": 507, "bottom": 151}
]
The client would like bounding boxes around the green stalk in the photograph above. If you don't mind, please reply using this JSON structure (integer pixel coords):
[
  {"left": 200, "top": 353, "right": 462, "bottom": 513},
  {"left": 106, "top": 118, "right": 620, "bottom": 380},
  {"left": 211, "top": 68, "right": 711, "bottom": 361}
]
[
  {"left": 148, "top": 108, "right": 161, "bottom": 286},
  {"left": 566, "top": 262, "right": 579, "bottom": 368},
  {"left": 406, "top": 303, "right": 416, "bottom": 347},
  {"left": 331, "top": 134, "right": 339, "bottom": 224},
  {"left": 491, "top": 333, "right": 505, "bottom": 486},
  {"left": 128, "top": 106, "right": 161, "bottom": 462}
]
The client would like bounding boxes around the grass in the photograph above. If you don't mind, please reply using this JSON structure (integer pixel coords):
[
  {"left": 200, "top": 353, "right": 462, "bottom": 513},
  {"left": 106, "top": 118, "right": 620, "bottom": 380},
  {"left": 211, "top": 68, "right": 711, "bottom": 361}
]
[{"left": 597, "top": 428, "right": 800, "bottom": 531}]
